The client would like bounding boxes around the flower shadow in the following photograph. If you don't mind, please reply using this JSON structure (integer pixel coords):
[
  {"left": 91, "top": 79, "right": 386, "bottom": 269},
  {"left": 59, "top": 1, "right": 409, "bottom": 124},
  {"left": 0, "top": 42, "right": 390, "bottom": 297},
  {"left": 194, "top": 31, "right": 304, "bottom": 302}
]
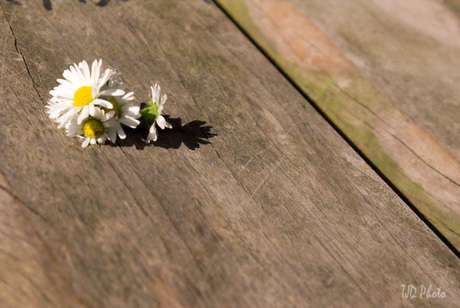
[{"left": 115, "top": 117, "right": 216, "bottom": 150}]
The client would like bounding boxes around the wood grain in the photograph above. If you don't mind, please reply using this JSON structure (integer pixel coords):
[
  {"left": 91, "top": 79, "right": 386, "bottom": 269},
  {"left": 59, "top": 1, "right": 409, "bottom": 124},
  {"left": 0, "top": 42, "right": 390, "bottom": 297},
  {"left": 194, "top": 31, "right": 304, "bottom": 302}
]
[
  {"left": 215, "top": 0, "right": 460, "bottom": 251},
  {"left": 0, "top": 0, "right": 459, "bottom": 306}
]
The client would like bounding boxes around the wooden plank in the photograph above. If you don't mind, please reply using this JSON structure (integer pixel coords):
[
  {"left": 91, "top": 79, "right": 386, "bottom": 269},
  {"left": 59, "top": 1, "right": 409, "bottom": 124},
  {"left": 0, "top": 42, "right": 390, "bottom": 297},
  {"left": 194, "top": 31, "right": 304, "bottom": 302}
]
[
  {"left": 214, "top": 0, "right": 460, "bottom": 250},
  {"left": 0, "top": 0, "right": 459, "bottom": 306}
]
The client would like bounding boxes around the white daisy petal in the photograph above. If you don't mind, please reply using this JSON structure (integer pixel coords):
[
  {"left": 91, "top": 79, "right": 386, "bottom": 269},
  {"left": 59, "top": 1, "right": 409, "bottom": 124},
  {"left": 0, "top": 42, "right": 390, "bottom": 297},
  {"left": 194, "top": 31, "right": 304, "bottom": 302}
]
[
  {"left": 82, "top": 138, "right": 90, "bottom": 148},
  {"left": 147, "top": 125, "right": 157, "bottom": 143},
  {"left": 76, "top": 64, "right": 87, "bottom": 84},
  {"left": 80, "top": 60, "right": 91, "bottom": 84},
  {"left": 63, "top": 69, "right": 81, "bottom": 86},
  {"left": 77, "top": 106, "right": 90, "bottom": 124},
  {"left": 94, "top": 98, "right": 113, "bottom": 109},
  {"left": 56, "top": 79, "right": 77, "bottom": 89},
  {"left": 104, "top": 111, "right": 115, "bottom": 121},
  {"left": 117, "top": 126, "right": 126, "bottom": 139},
  {"left": 127, "top": 106, "right": 140, "bottom": 115},
  {"left": 99, "top": 88, "right": 125, "bottom": 97},
  {"left": 89, "top": 103, "right": 96, "bottom": 116},
  {"left": 107, "top": 126, "right": 117, "bottom": 142},
  {"left": 156, "top": 115, "right": 167, "bottom": 130},
  {"left": 98, "top": 68, "right": 114, "bottom": 89},
  {"left": 123, "top": 91, "right": 134, "bottom": 100},
  {"left": 49, "top": 89, "right": 73, "bottom": 99},
  {"left": 91, "top": 60, "right": 99, "bottom": 86},
  {"left": 120, "top": 117, "right": 140, "bottom": 128},
  {"left": 70, "top": 64, "right": 85, "bottom": 85},
  {"left": 105, "top": 119, "right": 117, "bottom": 128},
  {"left": 94, "top": 105, "right": 103, "bottom": 118}
]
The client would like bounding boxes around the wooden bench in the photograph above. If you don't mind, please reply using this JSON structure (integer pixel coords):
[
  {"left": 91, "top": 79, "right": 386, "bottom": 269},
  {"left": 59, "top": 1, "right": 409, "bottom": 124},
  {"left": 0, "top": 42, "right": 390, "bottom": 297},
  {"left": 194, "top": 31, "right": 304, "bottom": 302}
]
[
  {"left": 216, "top": 0, "right": 460, "bottom": 251},
  {"left": 0, "top": 0, "right": 459, "bottom": 306}
]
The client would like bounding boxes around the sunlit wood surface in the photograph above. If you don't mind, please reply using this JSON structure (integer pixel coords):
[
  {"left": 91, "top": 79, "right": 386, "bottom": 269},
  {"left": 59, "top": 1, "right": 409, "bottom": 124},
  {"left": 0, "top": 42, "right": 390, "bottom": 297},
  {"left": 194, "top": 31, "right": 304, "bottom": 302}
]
[
  {"left": 216, "top": 0, "right": 460, "bottom": 250},
  {"left": 0, "top": 0, "right": 459, "bottom": 306}
]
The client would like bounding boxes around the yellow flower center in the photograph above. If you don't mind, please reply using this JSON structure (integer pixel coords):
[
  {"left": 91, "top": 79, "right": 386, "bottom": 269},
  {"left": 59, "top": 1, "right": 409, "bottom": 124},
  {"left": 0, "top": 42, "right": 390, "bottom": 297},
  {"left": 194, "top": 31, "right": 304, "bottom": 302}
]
[
  {"left": 103, "top": 98, "right": 121, "bottom": 118},
  {"left": 74, "top": 86, "right": 93, "bottom": 107},
  {"left": 83, "top": 119, "right": 104, "bottom": 139}
]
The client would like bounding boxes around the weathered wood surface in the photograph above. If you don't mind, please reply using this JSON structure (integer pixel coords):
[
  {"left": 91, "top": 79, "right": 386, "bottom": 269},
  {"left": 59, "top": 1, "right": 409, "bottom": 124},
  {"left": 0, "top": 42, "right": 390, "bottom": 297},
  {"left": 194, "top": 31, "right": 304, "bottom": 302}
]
[
  {"left": 215, "top": 0, "right": 460, "bottom": 250},
  {"left": 0, "top": 0, "right": 459, "bottom": 306}
]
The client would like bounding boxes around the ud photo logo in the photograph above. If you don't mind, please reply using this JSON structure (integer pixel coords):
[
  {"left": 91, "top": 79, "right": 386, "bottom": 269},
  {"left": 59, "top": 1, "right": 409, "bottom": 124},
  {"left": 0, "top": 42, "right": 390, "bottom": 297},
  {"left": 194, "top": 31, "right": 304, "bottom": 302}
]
[{"left": 401, "top": 284, "right": 446, "bottom": 300}]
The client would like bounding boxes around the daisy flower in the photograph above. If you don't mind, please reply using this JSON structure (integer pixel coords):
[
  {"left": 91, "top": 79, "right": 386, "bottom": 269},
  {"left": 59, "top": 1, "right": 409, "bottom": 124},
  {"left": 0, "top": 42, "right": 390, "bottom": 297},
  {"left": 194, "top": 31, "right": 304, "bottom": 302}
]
[
  {"left": 47, "top": 59, "right": 124, "bottom": 128},
  {"left": 67, "top": 104, "right": 117, "bottom": 148},
  {"left": 141, "top": 83, "right": 172, "bottom": 143},
  {"left": 101, "top": 91, "right": 141, "bottom": 141}
]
